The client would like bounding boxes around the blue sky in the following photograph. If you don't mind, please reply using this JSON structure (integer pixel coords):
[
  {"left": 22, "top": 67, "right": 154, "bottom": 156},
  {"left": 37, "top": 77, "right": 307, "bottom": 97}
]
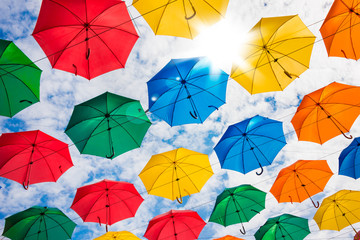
[{"left": 1, "top": 0, "right": 360, "bottom": 239}]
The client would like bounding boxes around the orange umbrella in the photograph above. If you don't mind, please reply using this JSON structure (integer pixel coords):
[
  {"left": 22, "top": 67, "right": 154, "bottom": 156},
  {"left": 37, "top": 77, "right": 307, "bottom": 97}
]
[
  {"left": 213, "top": 235, "right": 244, "bottom": 240},
  {"left": 291, "top": 82, "right": 360, "bottom": 144},
  {"left": 320, "top": 0, "right": 360, "bottom": 60},
  {"left": 270, "top": 160, "right": 333, "bottom": 208}
]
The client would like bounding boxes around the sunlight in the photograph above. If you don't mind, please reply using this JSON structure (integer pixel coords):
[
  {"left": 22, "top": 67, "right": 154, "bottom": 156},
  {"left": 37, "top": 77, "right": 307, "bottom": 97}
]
[{"left": 193, "top": 19, "right": 250, "bottom": 72}]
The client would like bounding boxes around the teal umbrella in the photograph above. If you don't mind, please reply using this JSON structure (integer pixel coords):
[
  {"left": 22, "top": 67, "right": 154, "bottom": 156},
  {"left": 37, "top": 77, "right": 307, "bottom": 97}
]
[
  {"left": 255, "top": 214, "right": 310, "bottom": 240},
  {"left": 209, "top": 184, "right": 266, "bottom": 234},
  {"left": 65, "top": 92, "right": 151, "bottom": 159},
  {"left": 0, "top": 39, "right": 41, "bottom": 117},
  {"left": 2, "top": 206, "right": 76, "bottom": 240}
]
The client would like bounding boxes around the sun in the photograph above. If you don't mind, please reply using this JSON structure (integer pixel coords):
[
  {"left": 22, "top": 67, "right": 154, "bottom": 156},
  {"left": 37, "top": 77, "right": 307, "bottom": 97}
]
[{"left": 191, "top": 19, "right": 250, "bottom": 72}]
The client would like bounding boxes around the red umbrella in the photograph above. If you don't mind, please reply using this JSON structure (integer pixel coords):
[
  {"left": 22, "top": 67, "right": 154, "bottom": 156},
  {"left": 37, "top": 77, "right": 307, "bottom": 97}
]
[
  {"left": 144, "top": 210, "right": 206, "bottom": 240},
  {"left": 71, "top": 179, "right": 143, "bottom": 232},
  {"left": 0, "top": 130, "right": 73, "bottom": 189},
  {"left": 32, "top": 0, "right": 139, "bottom": 80}
]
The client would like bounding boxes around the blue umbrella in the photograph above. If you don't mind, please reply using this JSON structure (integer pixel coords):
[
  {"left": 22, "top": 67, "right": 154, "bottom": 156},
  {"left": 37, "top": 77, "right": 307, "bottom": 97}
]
[
  {"left": 339, "top": 137, "right": 360, "bottom": 179},
  {"left": 214, "top": 115, "right": 286, "bottom": 175},
  {"left": 147, "top": 57, "right": 229, "bottom": 126}
]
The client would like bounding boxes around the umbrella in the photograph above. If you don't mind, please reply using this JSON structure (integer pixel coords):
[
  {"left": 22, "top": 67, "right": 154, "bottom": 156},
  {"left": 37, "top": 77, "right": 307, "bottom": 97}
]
[
  {"left": 339, "top": 137, "right": 360, "bottom": 179},
  {"left": 0, "top": 39, "right": 41, "bottom": 117},
  {"left": 139, "top": 147, "right": 213, "bottom": 203},
  {"left": 214, "top": 115, "right": 286, "bottom": 175},
  {"left": 213, "top": 236, "right": 244, "bottom": 240},
  {"left": 144, "top": 210, "right": 206, "bottom": 240},
  {"left": 65, "top": 92, "right": 151, "bottom": 159},
  {"left": 270, "top": 160, "right": 333, "bottom": 208},
  {"left": 254, "top": 214, "right": 310, "bottom": 240},
  {"left": 230, "top": 15, "right": 315, "bottom": 94},
  {"left": 147, "top": 57, "right": 228, "bottom": 126},
  {"left": 355, "top": 231, "right": 360, "bottom": 240},
  {"left": 0, "top": 130, "right": 73, "bottom": 189},
  {"left": 71, "top": 179, "right": 144, "bottom": 232},
  {"left": 32, "top": 0, "right": 138, "bottom": 80},
  {"left": 209, "top": 184, "right": 266, "bottom": 234},
  {"left": 291, "top": 82, "right": 360, "bottom": 144},
  {"left": 2, "top": 206, "right": 76, "bottom": 240},
  {"left": 132, "top": 0, "right": 230, "bottom": 39},
  {"left": 93, "top": 231, "right": 141, "bottom": 240},
  {"left": 314, "top": 190, "right": 360, "bottom": 233},
  {"left": 320, "top": 0, "right": 360, "bottom": 60}
]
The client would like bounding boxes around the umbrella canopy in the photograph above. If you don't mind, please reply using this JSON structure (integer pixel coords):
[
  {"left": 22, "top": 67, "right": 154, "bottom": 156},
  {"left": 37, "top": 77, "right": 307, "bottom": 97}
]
[
  {"left": 339, "top": 137, "right": 360, "bottom": 179},
  {"left": 2, "top": 206, "right": 76, "bottom": 240},
  {"left": 139, "top": 147, "right": 213, "bottom": 203},
  {"left": 0, "top": 39, "right": 41, "bottom": 117},
  {"left": 270, "top": 160, "right": 333, "bottom": 208},
  {"left": 231, "top": 15, "right": 315, "bottom": 94},
  {"left": 254, "top": 214, "right": 310, "bottom": 240},
  {"left": 0, "top": 130, "right": 73, "bottom": 189},
  {"left": 133, "top": 0, "right": 229, "bottom": 39},
  {"left": 214, "top": 115, "right": 286, "bottom": 175},
  {"left": 147, "top": 57, "right": 228, "bottom": 126},
  {"left": 291, "top": 82, "right": 360, "bottom": 144},
  {"left": 144, "top": 210, "right": 206, "bottom": 240},
  {"left": 209, "top": 184, "right": 266, "bottom": 234},
  {"left": 213, "top": 236, "right": 244, "bottom": 240},
  {"left": 93, "top": 231, "right": 141, "bottom": 240},
  {"left": 355, "top": 231, "right": 360, "bottom": 240},
  {"left": 71, "top": 179, "right": 144, "bottom": 232},
  {"left": 320, "top": 0, "right": 360, "bottom": 60},
  {"left": 65, "top": 92, "right": 151, "bottom": 159},
  {"left": 32, "top": 0, "right": 138, "bottom": 80},
  {"left": 314, "top": 190, "right": 360, "bottom": 233}
]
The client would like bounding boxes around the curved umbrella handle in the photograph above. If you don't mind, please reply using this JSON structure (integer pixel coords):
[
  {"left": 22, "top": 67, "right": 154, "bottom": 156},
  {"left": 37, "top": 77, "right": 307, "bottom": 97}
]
[
  {"left": 208, "top": 105, "right": 219, "bottom": 110},
  {"left": 189, "top": 111, "right": 198, "bottom": 119},
  {"left": 239, "top": 225, "right": 246, "bottom": 235},
  {"left": 20, "top": 100, "right": 33, "bottom": 104},
  {"left": 106, "top": 146, "right": 115, "bottom": 159},
  {"left": 311, "top": 198, "right": 320, "bottom": 208},
  {"left": 342, "top": 132, "right": 353, "bottom": 139},
  {"left": 176, "top": 195, "right": 183, "bottom": 204},
  {"left": 22, "top": 182, "right": 29, "bottom": 190},
  {"left": 97, "top": 217, "right": 102, "bottom": 226},
  {"left": 72, "top": 64, "right": 77, "bottom": 76},
  {"left": 185, "top": 1, "right": 196, "bottom": 20},
  {"left": 256, "top": 164, "right": 264, "bottom": 175},
  {"left": 289, "top": 195, "right": 293, "bottom": 204}
]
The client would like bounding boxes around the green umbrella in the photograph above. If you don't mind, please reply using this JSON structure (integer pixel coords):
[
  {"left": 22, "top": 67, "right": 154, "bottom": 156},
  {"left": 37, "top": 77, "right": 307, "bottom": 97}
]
[
  {"left": 2, "top": 206, "right": 76, "bottom": 240},
  {"left": 255, "top": 214, "right": 310, "bottom": 240},
  {"left": 65, "top": 92, "right": 152, "bottom": 159},
  {"left": 209, "top": 184, "right": 266, "bottom": 234},
  {"left": 0, "top": 39, "right": 41, "bottom": 117}
]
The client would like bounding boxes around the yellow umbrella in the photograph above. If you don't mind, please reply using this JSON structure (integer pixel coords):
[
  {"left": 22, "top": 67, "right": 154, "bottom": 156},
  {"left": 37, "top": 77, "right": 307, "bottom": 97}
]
[
  {"left": 139, "top": 148, "right": 213, "bottom": 203},
  {"left": 314, "top": 190, "right": 360, "bottom": 233},
  {"left": 132, "top": 0, "right": 229, "bottom": 39},
  {"left": 93, "top": 231, "right": 140, "bottom": 240},
  {"left": 231, "top": 15, "right": 316, "bottom": 94}
]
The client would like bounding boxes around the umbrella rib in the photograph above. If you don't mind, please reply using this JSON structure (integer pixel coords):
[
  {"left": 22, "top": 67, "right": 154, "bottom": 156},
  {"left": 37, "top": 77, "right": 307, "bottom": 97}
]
[
  {"left": 144, "top": 164, "right": 174, "bottom": 192},
  {"left": 246, "top": 136, "right": 272, "bottom": 165},
  {"left": 111, "top": 191, "right": 137, "bottom": 217},
  {"left": 185, "top": 79, "right": 227, "bottom": 103},
  {"left": 0, "top": 67, "right": 39, "bottom": 102},
  {"left": 269, "top": 36, "right": 315, "bottom": 49},
  {"left": 34, "top": 146, "right": 58, "bottom": 181},
  {"left": 328, "top": 13, "right": 352, "bottom": 54},
  {"left": 76, "top": 118, "right": 107, "bottom": 152},
  {"left": 52, "top": 28, "right": 87, "bottom": 68},
  {"left": 0, "top": 63, "right": 41, "bottom": 71},
  {"left": 0, "top": 75, "right": 12, "bottom": 116},
  {"left": 48, "top": 0, "right": 85, "bottom": 25},
  {"left": 247, "top": 133, "right": 285, "bottom": 144},
  {"left": 201, "top": 0, "right": 225, "bottom": 16},
  {"left": 218, "top": 135, "right": 245, "bottom": 171},
  {"left": 268, "top": 47, "right": 312, "bottom": 69},
  {"left": 155, "top": 0, "right": 172, "bottom": 35},
  {"left": 317, "top": 86, "right": 360, "bottom": 102},
  {"left": 337, "top": 202, "right": 360, "bottom": 222},
  {"left": 175, "top": 217, "right": 199, "bottom": 238},
  {"left": 265, "top": 15, "right": 297, "bottom": 46},
  {"left": 20, "top": 216, "right": 41, "bottom": 240},
  {"left": 109, "top": 117, "right": 146, "bottom": 147},
  {"left": 264, "top": 50, "right": 283, "bottom": 91},
  {"left": 44, "top": 214, "right": 73, "bottom": 238},
  {"left": 175, "top": 164, "right": 201, "bottom": 192},
  {"left": 81, "top": 191, "right": 107, "bottom": 222},
  {"left": 91, "top": 24, "right": 139, "bottom": 38}
]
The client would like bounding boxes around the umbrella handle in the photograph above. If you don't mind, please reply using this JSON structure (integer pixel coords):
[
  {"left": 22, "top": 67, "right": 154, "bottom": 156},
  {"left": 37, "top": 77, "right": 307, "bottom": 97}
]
[
  {"left": 22, "top": 182, "right": 29, "bottom": 190},
  {"left": 311, "top": 199, "right": 320, "bottom": 208},
  {"left": 97, "top": 217, "right": 102, "bottom": 226},
  {"left": 185, "top": 0, "right": 196, "bottom": 20},
  {"left": 86, "top": 48, "right": 91, "bottom": 60},
  {"left": 284, "top": 70, "right": 293, "bottom": 79},
  {"left": 176, "top": 195, "right": 183, "bottom": 204},
  {"left": 208, "top": 105, "right": 219, "bottom": 110},
  {"left": 256, "top": 164, "right": 264, "bottom": 175},
  {"left": 106, "top": 146, "right": 115, "bottom": 159},
  {"left": 189, "top": 111, "right": 198, "bottom": 119},
  {"left": 251, "top": 209, "right": 260, "bottom": 214},
  {"left": 289, "top": 195, "right": 293, "bottom": 204},
  {"left": 20, "top": 100, "right": 32, "bottom": 104},
  {"left": 72, "top": 64, "right": 77, "bottom": 76},
  {"left": 239, "top": 225, "right": 246, "bottom": 235},
  {"left": 342, "top": 132, "right": 353, "bottom": 139}
]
